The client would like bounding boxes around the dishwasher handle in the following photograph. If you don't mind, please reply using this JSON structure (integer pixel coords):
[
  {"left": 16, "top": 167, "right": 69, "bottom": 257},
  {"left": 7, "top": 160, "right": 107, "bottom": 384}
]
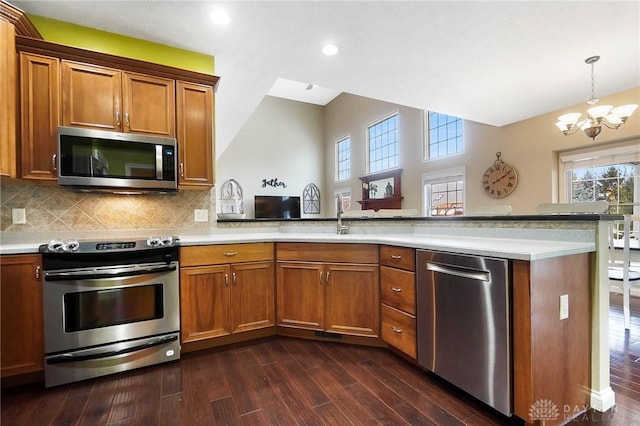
[{"left": 426, "top": 262, "right": 490, "bottom": 282}]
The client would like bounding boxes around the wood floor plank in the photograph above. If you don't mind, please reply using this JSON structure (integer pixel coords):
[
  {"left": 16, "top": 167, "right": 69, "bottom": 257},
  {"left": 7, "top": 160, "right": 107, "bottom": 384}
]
[
  {"left": 314, "top": 401, "right": 354, "bottom": 426},
  {"left": 210, "top": 395, "right": 241, "bottom": 424},
  {"left": 157, "top": 393, "right": 187, "bottom": 426}
]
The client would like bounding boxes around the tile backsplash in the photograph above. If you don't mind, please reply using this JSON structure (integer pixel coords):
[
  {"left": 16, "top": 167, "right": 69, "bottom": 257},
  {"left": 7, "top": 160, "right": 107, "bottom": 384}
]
[{"left": 1, "top": 178, "right": 214, "bottom": 237}]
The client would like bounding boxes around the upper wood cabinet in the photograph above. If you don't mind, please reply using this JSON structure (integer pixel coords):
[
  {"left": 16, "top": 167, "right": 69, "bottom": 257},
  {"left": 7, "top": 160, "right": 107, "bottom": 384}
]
[
  {"left": 0, "top": 17, "right": 17, "bottom": 178},
  {"left": 61, "top": 60, "right": 175, "bottom": 136},
  {"left": 19, "top": 52, "right": 60, "bottom": 181},
  {"left": 177, "top": 81, "right": 214, "bottom": 188},
  {"left": 1, "top": 254, "right": 44, "bottom": 379}
]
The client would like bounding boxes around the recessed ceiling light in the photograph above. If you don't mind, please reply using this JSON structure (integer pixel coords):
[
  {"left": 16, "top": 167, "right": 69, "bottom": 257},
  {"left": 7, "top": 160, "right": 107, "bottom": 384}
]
[
  {"left": 210, "top": 8, "right": 230, "bottom": 25},
  {"left": 322, "top": 44, "right": 339, "bottom": 56}
]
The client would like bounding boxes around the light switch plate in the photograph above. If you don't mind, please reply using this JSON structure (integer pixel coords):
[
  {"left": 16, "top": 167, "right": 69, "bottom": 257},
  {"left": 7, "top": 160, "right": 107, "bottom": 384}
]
[
  {"left": 559, "top": 294, "right": 569, "bottom": 320},
  {"left": 194, "top": 209, "right": 209, "bottom": 223},
  {"left": 12, "top": 208, "right": 26, "bottom": 224}
]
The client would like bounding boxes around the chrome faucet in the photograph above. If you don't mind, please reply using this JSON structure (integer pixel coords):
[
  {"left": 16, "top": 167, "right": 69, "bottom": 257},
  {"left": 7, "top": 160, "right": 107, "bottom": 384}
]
[{"left": 336, "top": 193, "right": 349, "bottom": 234}]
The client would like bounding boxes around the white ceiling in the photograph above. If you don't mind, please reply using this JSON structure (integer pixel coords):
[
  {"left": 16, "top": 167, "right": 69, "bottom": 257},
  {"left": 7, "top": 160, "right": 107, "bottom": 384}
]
[{"left": 11, "top": 1, "right": 640, "bottom": 159}]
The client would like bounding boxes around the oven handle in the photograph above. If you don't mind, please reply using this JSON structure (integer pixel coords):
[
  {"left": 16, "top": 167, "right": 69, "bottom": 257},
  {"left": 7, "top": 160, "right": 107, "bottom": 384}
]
[
  {"left": 46, "top": 334, "right": 178, "bottom": 365},
  {"left": 44, "top": 264, "right": 177, "bottom": 281}
]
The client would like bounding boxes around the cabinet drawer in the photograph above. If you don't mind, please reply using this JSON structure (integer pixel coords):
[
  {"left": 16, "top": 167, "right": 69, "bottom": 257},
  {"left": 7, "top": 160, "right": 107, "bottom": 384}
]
[
  {"left": 380, "top": 266, "right": 416, "bottom": 314},
  {"left": 276, "top": 243, "right": 378, "bottom": 264},
  {"left": 380, "top": 246, "right": 415, "bottom": 271},
  {"left": 381, "top": 304, "right": 416, "bottom": 359},
  {"left": 180, "top": 243, "right": 274, "bottom": 267}
]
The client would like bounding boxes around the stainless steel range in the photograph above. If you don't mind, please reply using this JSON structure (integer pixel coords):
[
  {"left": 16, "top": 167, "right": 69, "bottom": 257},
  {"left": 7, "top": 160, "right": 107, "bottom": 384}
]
[{"left": 39, "top": 236, "right": 181, "bottom": 387}]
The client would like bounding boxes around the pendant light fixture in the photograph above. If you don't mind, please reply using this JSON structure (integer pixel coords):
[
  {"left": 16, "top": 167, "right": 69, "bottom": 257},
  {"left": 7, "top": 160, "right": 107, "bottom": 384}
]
[{"left": 555, "top": 56, "right": 638, "bottom": 140}]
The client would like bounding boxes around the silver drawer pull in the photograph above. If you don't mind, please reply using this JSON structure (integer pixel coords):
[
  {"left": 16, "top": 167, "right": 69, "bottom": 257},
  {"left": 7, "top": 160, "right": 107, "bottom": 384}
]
[
  {"left": 223, "top": 251, "right": 238, "bottom": 257},
  {"left": 391, "top": 326, "right": 403, "bottom": 333},
  {"left": 391, "top": 255, "right": 402, "bottom": 260},
  {"left": 391, "top": 287, "right": 403, "bottom": 292}
]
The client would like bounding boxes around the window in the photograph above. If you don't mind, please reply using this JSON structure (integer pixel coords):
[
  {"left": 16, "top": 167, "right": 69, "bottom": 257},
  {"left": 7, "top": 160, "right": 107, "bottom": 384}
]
[
  {"left": 368, "top": 114, "right": 399, "bottom": 173},
  {"left": 560, "top": 142, "right": 640, "bottom": 216},
  {"left": 426, "top": 111, "right": 463, "bottom": 159},
  {"left": 336, "top": 136, "right": 351, "bottom": 181},
  {"left": 422, "top": 167, "right": 465, "bottom": 216}
]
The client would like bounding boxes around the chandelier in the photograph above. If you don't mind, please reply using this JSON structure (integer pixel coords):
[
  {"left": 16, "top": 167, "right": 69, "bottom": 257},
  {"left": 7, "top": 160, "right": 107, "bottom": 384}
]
[{"left": 555, "top": 56, "right": 638, "bottom": 140}]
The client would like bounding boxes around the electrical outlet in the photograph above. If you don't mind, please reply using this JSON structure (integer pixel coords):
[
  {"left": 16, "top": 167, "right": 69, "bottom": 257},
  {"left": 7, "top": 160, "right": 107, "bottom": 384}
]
[
  {"left": 559, "top": 294, "right": 569, "bottom": 320},
  {"left": 194, "top": 209, "right": 209, "bottom": 223},
  {"left": 12, "top": 208, "right": 26, "bottom": 224}
]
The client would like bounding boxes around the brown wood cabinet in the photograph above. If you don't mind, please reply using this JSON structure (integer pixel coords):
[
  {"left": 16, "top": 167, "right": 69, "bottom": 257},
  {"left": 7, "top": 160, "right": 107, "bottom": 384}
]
[
  {"left": 61, "top": 60, "right": 175, "bottom": 136},
  {"left": 0, "top": 17, "right": 16, "bottom": 178},
  {"left": 179, "top": 243, "right": 275, "bottom": 349},
  {"left": 0, "top": 254, "right": 44, "bottom": 378},
  {"left": 276, "top": 243, "right": 380, "bottom": 338},
  {"left": 513, "top": 253, "right": 591, "bottom": 425},
  {"left": 19, "top": 52, "right": 59, "bottom": 181},
  {"left": 379, "top": 245, "right": 416, "bottom": 358},
  {"left": 176, "top": 81, "right": 214, "bottom": 188}
]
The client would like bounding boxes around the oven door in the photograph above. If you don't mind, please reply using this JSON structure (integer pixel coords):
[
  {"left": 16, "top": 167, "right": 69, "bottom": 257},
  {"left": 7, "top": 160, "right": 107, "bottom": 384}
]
[{"left": 43, "top": 263, "right": 179, "bottom": 354}]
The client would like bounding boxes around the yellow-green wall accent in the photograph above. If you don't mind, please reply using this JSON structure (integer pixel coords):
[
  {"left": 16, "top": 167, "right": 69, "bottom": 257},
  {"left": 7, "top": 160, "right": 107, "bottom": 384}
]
[{"left": 29, "top": 15, "right": 214, "bottom": 75}]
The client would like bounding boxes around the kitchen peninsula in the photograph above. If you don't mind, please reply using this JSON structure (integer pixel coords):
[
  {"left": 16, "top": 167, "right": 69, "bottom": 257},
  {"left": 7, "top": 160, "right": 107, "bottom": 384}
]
[{"left": 0, "top": 214, "right": 618, "bottom": 425}]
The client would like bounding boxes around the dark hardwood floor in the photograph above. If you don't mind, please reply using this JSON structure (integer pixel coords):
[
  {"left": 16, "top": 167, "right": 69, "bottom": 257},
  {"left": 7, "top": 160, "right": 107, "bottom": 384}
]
[{"left": 2, "top": 294, "right": 640, "bottom": 426}]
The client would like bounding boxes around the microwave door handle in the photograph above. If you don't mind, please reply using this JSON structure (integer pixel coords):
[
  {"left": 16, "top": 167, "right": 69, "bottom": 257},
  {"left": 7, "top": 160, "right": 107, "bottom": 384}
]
[
  {"left": 155, "top": 145, "right": 163, "bottom": 179},
  {"left": 46, "top": 335, "right": 178, "bottom": 364}
]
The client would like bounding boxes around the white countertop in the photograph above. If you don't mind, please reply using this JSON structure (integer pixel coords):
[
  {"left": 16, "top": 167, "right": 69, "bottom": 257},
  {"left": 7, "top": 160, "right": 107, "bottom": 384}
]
[{"left": 0, "top": 230, "right": 594, "bottom": 261}]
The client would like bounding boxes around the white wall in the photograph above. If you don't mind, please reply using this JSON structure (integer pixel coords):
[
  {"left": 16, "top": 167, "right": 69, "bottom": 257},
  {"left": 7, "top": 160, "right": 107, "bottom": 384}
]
[
  {"left": 219, "top": 87, "right": 639, "bottom": 218},
  {"left": 323, "top": 87, "right": 640, "bottom": 215},
  {"left": 216, "top": 96, "right": 325, "bottom": 218}
]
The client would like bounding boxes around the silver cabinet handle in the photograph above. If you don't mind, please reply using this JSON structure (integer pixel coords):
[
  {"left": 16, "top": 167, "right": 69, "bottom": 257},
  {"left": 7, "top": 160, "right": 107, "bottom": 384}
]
[
  {"left": 125, "top": 112, "right": 130, "bottom": 128},
  {"left": 232, "top": 272, "right": 237, "bottom": 285},
  {"left": 391, "top": 287, "right": 402, "bottom": 292},
  {"left": 319, "top": 271, "right": 323, "bottom": 284},
  {"left": 179, "top": 162, "right": 184, "bottom": 177},
  {"left": 391, "top": 255, "right": 402, "bottom": 260},
  {"left": 391, "top": 326, "right": 403, "bottom": 333},
  {"left": 223, "top": 251, "right": 238, "bottom": 257},
  {"left": 224, "top": 273, "right": 229, "bottom": 287},
  {"left": 115, "top": 111, "right": 121, "bottom": 126},
  {"left": 326, "top": 271, "right": 330, "bottom": 284},
  {"left": 35, "top": 266, "right": 41, "bottom": 280},
  {"left": 51, "top": 154, "right": 57, "bottom": 172}
]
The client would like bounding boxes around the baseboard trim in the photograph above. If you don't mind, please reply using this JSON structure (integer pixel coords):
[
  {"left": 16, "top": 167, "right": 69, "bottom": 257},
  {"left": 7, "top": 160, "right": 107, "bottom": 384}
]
[{"left": 590, "top": 386, "right": 616, "bottom": 412}]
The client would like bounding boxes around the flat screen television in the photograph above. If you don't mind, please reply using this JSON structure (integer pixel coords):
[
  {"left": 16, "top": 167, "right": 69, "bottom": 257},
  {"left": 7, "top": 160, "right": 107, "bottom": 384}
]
[{"left": 255, "top": 195, "right": 301, "bottom": 219}]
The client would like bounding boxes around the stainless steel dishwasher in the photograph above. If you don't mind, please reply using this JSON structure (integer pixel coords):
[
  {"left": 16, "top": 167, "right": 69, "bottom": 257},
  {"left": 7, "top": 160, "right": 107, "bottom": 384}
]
[{"left": 416, "top": 250, "right": 511, "bottom": 416}]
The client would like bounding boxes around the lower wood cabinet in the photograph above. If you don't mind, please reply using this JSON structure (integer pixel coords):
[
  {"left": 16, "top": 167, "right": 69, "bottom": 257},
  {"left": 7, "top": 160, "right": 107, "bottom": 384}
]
[
  {"left": 0, "top": 254, "right": 44, "bottom": 378},
  {"left": 179, "top": 243, "right": 275, "bottom": 347},
  {"left": 276, "top": 243, "right": 380, "bottom": 338},
  {"left": 379, "top": 245, "right": 416, "bottom": 358}
]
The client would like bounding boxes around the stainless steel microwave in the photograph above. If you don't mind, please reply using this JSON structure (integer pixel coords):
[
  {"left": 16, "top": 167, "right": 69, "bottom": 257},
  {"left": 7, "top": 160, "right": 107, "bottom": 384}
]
[{"left": 57, "top": 126, "right": 178, "bottom": 192}]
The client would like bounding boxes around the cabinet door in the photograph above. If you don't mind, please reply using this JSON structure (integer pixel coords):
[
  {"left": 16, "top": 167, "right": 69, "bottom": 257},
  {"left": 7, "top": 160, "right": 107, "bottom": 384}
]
[
  {"left": 325, "top": 263, "right": 379, "bottom": 337},
  {"left": 230, "top": 261, "right": 275, "bottom": 333},
  {"left": 276, "top": 262, "right": 324, "bottom": 331},
  {"left": 176, "top": 81, "right": 214, "bottom": 188},
  {"left": 20, "top": 52, "right": 59, "bottom": 181},
  {"left": 180, "top": 265, "right": 230, "bottom": 343},
  {"left": 0, "top": 18, "right": 16, "bottom": 178},
  {"left": 1, "top": 254, "right": 44, "bottom": 377},
  {"left": 122, "top": 72, "right": 175, "bottom": 136},
  {"left": 61, "top": 60, "right": 122, "bottom": 131}
]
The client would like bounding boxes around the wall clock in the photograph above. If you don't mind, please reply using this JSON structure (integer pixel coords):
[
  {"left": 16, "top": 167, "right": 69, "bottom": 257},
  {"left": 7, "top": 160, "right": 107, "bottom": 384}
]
[{"left": 482, "top": 152, "right": 518, "bottom": 199}]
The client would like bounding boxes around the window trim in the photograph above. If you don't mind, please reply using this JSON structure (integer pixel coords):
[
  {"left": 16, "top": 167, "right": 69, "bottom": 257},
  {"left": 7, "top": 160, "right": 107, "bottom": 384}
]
[
  {"left": 365, "top": 111, "right": 400, "bottom": 174},
  {"left": 421, "top": 166, "right": 466, "bottom": 217}
]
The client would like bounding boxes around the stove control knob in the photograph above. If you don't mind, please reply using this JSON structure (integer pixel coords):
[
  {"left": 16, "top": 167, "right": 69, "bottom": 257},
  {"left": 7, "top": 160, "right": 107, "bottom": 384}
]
[
  {"left": 47, "top": 239, "right": 65, "bottom": 252},
  {"left": 160, "top": 236, "right": 174, "bottom": 247},
  {"left": 63, "top": 240, "right": 80, "bottom": 252},
  {"left": 147, "top": 237, "right": 161, "bottom": 247}
]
